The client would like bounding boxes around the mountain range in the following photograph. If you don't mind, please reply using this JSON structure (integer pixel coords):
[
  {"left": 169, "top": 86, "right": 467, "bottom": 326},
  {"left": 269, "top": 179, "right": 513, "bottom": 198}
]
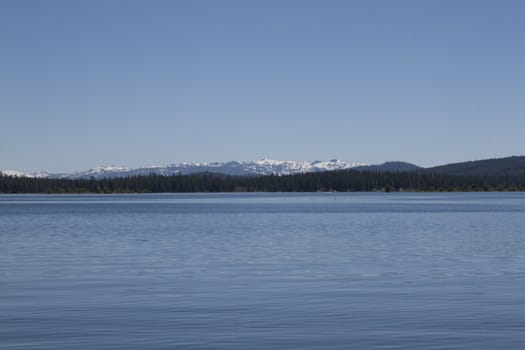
[
  {"left": 1, "top": 159, "right": 367, "bottom": 179},
  {"left": 3, "top": 156, "right": 525, "bottom": 179}
]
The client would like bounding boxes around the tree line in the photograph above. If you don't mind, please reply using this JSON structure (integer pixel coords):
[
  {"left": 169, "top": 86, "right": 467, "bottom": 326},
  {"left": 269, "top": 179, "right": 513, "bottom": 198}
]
[{"left": 1, "top": 170, "right": 524, "bottom": 194}]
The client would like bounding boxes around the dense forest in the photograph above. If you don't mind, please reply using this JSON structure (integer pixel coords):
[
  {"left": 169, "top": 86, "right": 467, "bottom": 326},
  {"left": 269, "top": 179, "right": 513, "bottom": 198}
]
[{"left": 1, "top": 170, "right": 525, "bottom": 194}]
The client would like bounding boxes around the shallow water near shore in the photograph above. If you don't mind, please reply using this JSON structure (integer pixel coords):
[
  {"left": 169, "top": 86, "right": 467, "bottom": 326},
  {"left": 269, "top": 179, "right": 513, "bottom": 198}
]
[{"left": 1, "top": 192, "right": 525, "bottom": 349}]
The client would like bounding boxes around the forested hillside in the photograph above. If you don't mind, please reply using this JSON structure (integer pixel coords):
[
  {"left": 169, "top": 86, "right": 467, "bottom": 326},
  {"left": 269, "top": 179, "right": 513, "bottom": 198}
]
[
  {"left": 424, "top": 156, "right": 525, "bottom": 176},
  {"left": 1, "top": 170, "right": 524, "bottom": 194}
]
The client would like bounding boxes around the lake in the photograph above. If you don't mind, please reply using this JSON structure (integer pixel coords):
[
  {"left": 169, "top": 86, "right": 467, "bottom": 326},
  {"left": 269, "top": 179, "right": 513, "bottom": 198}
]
[{"left": 1, "top": 192, "right": 525, "bottom": 349}]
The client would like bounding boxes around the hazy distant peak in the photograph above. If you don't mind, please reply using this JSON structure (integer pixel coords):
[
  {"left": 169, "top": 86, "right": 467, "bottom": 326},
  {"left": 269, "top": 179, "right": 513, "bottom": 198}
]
[{"left": 355, "top": 161, "right": 422, "bottom": 172}]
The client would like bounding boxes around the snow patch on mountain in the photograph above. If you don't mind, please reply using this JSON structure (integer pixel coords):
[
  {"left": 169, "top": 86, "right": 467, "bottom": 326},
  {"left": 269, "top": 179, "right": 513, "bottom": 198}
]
[
  {"left": 68, "top": 165, "right": 130, "bottom": 179},
  {"left": 1, "top": 170, "right": 52, "bottom": 178}
]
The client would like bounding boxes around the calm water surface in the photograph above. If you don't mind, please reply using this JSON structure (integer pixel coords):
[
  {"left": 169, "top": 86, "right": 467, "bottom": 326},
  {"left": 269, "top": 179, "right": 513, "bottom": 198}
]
[{"left": 1, "top": 192, "right": 525, "bottom": 349}]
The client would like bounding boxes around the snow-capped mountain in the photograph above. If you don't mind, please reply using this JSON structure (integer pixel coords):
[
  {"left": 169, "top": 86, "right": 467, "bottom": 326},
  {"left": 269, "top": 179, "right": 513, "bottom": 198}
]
[
  {"left": 1, "top": 170, "right": 52, "bottom": 178},
  {"left": 68, "top": 165, "right": 131, "bottom": 179},
  {"left": 2, "top": 159, "right": 367, "bottom": 179}
]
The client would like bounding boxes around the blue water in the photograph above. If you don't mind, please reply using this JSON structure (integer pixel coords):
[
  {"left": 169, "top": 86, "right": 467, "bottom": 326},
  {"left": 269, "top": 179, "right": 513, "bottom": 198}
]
[{"left": 1, "top": 192, "right": 525, "bottom": 349}]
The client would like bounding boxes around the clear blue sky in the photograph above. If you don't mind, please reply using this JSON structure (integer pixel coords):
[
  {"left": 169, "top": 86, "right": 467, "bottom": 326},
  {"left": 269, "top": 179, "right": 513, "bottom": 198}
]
[{"left": 1, "top": 0, "right": 524, "bottom": 172}]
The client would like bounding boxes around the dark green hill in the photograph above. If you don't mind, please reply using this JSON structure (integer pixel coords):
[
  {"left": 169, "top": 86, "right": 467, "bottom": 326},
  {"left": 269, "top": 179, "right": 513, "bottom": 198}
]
[{"left": 424, "top": 156, "right": 525, "bottom": 176}]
